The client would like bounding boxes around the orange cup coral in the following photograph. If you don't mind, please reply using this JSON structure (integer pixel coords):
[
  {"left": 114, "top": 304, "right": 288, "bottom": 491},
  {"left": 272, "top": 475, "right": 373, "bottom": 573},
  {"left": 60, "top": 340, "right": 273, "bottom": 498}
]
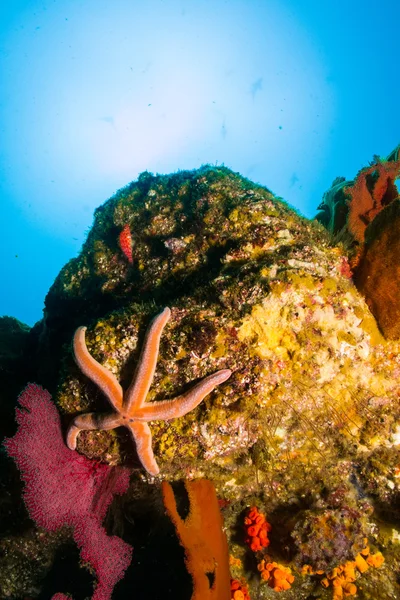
[
  {"left": 302, "top": 541, "right": 385, "bottom": 599},
  {"left": 230, "top": 578, "right": 250, "bottom": 600},
  {"left": 257, "top": 559, "right": 295, "bottom": 591},
  {"left": 244, "top": 506, "right": 271, "bottom": 553}
]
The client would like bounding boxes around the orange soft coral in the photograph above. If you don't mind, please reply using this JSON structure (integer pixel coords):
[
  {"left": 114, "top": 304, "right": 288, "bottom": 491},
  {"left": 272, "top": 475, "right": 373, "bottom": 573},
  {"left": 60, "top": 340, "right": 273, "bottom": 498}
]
[
  {"left": 257, "top": 559, "right": 295, "bottom": 591},
  {"left": 230, "top": 579, "right": 250, "bottom": 600},
  {"left": 244, "top": 506, "right": 271, "bottom": 552}
]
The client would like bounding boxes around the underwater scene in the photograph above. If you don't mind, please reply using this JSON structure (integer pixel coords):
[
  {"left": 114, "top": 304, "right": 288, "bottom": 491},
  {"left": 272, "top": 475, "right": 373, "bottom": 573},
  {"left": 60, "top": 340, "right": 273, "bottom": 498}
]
[{"left": 1, "top": 2, "right": 400, "bottom": 600}]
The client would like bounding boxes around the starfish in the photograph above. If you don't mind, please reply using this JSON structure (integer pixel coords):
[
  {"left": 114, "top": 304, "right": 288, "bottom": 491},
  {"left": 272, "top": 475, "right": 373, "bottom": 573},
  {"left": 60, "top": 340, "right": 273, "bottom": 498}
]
[{"left": 67, "top": 307, "right": 232, "bottom": 476}]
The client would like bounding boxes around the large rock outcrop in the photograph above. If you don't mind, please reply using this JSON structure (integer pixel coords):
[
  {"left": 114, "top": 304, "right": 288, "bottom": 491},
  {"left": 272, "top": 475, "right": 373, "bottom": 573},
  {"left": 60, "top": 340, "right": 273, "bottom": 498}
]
[{"left": 2, "top": 165, "right": 400, "bottom": 599}]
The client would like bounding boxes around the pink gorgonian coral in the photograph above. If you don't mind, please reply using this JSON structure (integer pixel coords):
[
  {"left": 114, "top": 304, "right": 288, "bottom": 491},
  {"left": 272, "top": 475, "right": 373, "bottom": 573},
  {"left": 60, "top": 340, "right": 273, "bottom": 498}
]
[{"left": 4, "top": 383, "right": 132, "bottom": 600}]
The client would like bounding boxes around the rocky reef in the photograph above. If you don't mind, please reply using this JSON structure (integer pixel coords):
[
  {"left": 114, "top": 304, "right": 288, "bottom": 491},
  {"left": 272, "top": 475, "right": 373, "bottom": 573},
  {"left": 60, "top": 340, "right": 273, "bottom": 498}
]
[{"left": 1, "top": 163, "right": 400, "bottom": 599}]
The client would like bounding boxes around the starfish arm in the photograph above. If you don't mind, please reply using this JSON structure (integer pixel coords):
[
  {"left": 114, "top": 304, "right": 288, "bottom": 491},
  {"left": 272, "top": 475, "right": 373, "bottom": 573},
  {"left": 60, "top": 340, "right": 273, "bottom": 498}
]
[
  {"left": 73, "top": 326, "right": 124, "bottom": 411},
  {"left": 126, "top": 421, "right": 160, "bottom": 476},
  {"left": 124, "top": 307, "right": 171, "bottom": 413},
  {"left": 134, "top": 368, "right": 232, "bottom": 421},
  {"left": 66, "top": 412, "right": 121, "bottom": 450}
]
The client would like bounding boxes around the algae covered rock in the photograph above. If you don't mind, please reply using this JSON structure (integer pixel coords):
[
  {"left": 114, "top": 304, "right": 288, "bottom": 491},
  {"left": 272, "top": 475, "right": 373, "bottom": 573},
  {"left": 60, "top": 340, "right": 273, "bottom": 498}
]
[
  {"left": 45, "top": 165, "right": 399, "bottom": 484},
  {"left": 26, "top": 165, "right": 400, "bottom": 598}
]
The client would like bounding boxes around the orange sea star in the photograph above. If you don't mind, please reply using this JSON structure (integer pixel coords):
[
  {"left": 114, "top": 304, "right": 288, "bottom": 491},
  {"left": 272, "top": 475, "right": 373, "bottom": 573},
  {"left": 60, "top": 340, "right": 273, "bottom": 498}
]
[{"left": 66, "top": 307, "right": 231, "bottom": 476}]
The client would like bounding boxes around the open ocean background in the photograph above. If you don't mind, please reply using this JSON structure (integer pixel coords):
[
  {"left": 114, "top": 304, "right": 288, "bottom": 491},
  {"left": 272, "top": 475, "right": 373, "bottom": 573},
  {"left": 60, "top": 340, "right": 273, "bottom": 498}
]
[{"left": 1, "top": 0, "right": 399, "bottom": 326}]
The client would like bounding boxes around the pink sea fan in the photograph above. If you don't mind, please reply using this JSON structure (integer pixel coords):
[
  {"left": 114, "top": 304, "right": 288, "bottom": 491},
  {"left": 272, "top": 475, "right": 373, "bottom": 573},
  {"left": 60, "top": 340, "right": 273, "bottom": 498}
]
[{"left": 4, "top": 383, "right": 132, "bottom": 600}]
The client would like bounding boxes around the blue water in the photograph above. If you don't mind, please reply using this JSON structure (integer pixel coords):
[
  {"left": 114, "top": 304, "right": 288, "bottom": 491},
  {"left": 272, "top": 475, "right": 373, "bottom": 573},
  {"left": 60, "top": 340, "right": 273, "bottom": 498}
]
[{"left": 1, "top": 0, "right": 399, "bottom": 326}]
